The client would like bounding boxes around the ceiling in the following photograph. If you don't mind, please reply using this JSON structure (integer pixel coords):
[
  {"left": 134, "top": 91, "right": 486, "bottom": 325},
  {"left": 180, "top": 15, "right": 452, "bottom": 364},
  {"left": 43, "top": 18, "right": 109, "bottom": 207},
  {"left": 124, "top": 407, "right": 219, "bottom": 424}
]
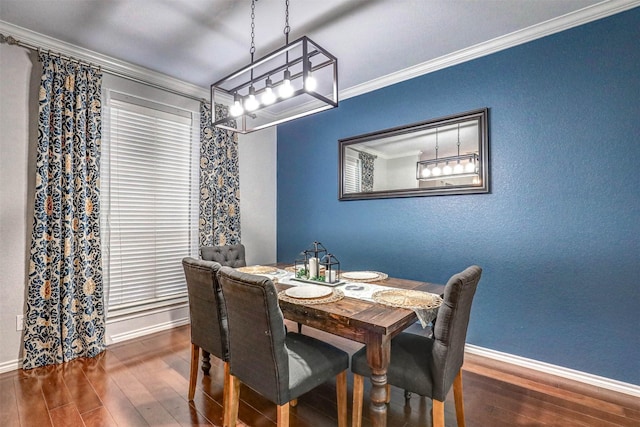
[{"left": 0, "top": 0, "right": 628, "bottom": 94}]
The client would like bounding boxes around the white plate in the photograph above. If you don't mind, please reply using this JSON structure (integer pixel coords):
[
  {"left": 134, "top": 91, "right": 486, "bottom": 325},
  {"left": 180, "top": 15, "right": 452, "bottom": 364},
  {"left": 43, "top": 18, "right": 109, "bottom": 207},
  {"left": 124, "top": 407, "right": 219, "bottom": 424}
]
[
  {"left": 285, "top": 286, "right": 333, "bottom": 299},
  {"left": 342, "top": 271, "right": 379, "bottom": 280}
]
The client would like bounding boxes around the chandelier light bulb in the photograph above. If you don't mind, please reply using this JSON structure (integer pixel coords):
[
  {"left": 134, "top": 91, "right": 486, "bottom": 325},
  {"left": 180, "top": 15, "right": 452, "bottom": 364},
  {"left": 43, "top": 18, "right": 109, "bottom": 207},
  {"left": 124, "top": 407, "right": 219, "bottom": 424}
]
[
  {"left": 305, "top": 62, "right": 317, "bottom": 91},
  {"left": 261, "top": 87, "right": 276, "bottom": 105},
  {"left": 230, "top": 93, "right": 244, "bottom": 117},
  {"left": 443, "top": 162, "right": 453, "bottom": 175},
  {"left": 279, "top": 70, "right": 294, "bottom": 98},
  {"left": 454, "top": 162, "right": 464, "bottom": 174},
  {"left": 245, "top": 94, "right": 259, "bottom": 111},
  {"left": 261, "top": 78, "right": 277, "bottom": 105},
  {"left": 305, "top": 74, "right": 317, "bottom": 91},
  {"left": 280, "top": 80, "right": 294, "bottom": 98},
  {"left": 465, "top": 159, "right": 476, "bottom": 173},
  {"left": 432, "top": 165, "right": 442, "bottom": 176},
  {"left": 421, "top": 167, "right": 431, "bottom": 178},
  {"left": 244, "top": 86, "right": 260, "bottom": 112}
]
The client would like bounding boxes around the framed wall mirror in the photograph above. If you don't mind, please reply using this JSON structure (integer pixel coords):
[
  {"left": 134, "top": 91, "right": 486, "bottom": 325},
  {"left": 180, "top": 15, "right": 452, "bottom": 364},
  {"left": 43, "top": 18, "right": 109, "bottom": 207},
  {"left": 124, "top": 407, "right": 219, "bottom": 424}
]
[{"left": 339, "top": 108, "right": 489, "bottom": 200}]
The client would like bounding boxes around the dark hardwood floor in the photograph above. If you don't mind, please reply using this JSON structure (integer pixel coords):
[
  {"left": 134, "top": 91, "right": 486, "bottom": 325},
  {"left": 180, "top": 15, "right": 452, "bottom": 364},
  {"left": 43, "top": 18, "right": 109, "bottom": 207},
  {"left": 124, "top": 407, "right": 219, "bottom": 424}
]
[{"left": 1, "top": 322, "right": 638, "bottom": 426}]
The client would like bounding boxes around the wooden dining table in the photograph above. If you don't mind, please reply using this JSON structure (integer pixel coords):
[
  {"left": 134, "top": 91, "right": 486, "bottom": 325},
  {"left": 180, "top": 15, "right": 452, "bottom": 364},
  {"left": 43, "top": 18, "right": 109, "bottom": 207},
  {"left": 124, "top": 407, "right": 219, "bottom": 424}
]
[{"left": 273, "top": 264, "right": 445, "bottom": 427}]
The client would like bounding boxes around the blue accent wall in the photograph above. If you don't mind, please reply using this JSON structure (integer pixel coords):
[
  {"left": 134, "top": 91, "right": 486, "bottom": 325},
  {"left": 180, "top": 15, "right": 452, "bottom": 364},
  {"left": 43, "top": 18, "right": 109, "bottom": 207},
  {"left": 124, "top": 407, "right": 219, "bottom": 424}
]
[{"left": 277, "top": 8, "right": 640, "bottom": 385}]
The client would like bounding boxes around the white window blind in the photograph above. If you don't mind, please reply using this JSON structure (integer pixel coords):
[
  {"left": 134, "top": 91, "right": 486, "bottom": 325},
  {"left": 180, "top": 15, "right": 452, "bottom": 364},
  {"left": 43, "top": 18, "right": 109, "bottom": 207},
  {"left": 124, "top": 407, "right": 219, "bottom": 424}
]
[
  {"left": 102, "top": 93, "right": 199, "bottom": 315},
  {"left": 344, "top": 154, "right": 362, "bottom": 193}
]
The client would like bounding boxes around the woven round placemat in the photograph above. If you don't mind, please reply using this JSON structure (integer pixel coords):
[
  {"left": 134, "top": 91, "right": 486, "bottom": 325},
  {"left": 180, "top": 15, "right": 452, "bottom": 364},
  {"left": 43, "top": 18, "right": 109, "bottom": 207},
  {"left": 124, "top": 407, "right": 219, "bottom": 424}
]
[
  {"left": 278, "top": 288, "right": 344, "bottom": 305},
  {"left": 237, "top": 265, "right": 279, "bottom": 275},
  {"left": 341, "top": 271, "right": 388, "bottom": 282},
  {"left": 372, "top": 289, "right": 442, "bottom": 310}
]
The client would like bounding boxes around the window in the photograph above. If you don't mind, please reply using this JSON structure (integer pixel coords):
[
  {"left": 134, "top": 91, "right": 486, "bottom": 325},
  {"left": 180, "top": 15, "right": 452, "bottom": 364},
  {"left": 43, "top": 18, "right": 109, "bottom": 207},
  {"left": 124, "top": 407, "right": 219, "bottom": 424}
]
[
  {"left": 344, "top": 152, "right": 362, "bottom": 193},
  {"left": 101, "top": 92, "right": 199, "bottom": 316}
]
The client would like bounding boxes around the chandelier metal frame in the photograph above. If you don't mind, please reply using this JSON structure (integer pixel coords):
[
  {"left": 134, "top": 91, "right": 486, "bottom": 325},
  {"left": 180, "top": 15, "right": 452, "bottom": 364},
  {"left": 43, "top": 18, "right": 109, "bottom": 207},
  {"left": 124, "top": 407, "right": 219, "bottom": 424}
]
[{"left": 210, "top": 0, "right": 338, "bottom": 134}]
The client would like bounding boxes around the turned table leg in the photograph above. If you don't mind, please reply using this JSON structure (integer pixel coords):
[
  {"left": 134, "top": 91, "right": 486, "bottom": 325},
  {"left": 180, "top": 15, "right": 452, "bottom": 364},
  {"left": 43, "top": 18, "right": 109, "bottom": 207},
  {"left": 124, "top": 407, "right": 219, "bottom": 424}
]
[
  {"left": 366, "top": 333, "right": 391, "bottom": 427},
  {"left": 201, "top": 351, "right": 211, "bottom": 374}
]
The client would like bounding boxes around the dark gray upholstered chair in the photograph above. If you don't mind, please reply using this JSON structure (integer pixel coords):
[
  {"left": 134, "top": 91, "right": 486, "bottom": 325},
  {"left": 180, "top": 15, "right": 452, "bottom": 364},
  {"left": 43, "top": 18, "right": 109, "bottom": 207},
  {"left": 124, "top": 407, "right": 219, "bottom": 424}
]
[
  {"left": 351, "top": 265, "right": 482, "bottom": 427},
  {"left": 217, "top": 266, "right": 349, "bottom": 427},
  {"left": 200, "top": 244, "right": 246, "bottom": 268},
  {"left": 198, "top": 244, "right": 246, "bottom": 372},
  {"left": 181, "top": 257, "right": 230, "bottom": 404}
]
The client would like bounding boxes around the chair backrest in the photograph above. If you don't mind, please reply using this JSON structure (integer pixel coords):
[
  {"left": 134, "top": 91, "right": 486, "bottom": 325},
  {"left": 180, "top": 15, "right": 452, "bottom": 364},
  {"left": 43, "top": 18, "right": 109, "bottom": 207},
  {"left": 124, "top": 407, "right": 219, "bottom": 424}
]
[
  {"left": 182, "top": 257, "right": 229, "bottom": 361},
  {"left": 430, "top": 265, "right": 482, "bottom": 401},
  {"left": 217, "top": 266, "right": 289, "bottom": 404},
  {"left": 200, "top": 244, "right": 246, "bottom": 268}
]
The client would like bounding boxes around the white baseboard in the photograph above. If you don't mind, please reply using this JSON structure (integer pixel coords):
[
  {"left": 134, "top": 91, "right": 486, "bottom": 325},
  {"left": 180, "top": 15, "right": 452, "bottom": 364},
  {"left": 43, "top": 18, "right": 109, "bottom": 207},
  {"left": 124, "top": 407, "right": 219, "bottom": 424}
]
[
  {"left": 466, "top": 344, "right": 640, "bottom": 398},
  {"left": 4, "top": 328, "right": 638, "bottom": 400},
  {"left": 108, "top": 317, "right": 190, "bottom": 344},
  {"left": 0, "top": 317, "right": 189, "bottom": 374},
  {"left": 0, "top": 358, "right": 22, "bottom": 374}
]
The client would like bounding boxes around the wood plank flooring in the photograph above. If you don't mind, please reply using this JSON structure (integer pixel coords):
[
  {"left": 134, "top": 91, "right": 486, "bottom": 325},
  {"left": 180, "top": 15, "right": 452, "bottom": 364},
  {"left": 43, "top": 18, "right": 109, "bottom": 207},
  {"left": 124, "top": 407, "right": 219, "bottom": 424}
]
[{"left": 1, "top": 322, "right": 638, "bottom": 426}]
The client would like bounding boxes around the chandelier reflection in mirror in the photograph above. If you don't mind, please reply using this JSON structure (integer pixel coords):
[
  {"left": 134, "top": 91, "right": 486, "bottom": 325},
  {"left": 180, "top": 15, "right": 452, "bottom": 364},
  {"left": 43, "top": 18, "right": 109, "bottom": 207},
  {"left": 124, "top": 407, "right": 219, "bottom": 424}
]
[
  {"left": 416, "top": 124, "right": 481, "bottom": 185},
  {"left": 211, "top": 0, "right": 338, "bottom": 134},
  {"left": 339, "top": 108, "right": 488, "bottom": 200}
]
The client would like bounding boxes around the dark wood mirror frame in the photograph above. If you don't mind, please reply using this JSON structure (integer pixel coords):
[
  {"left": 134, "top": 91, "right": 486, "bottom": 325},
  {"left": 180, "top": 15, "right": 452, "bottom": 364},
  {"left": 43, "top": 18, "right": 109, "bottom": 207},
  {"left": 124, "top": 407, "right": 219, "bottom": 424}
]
[{"left": 338, "top": 108, "right": 489, "bottom": 200}]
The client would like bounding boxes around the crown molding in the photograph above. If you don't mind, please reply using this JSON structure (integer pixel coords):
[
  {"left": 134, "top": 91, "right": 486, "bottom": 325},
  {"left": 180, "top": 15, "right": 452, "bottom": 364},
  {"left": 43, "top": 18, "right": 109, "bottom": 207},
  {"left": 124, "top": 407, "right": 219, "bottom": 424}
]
[
  {"left": 0, "top": 20, "right": 209, "bottom": 100},
  {"left": 341, "top": 0, "right": 640, "bottom": 100},
  {"left": 3, "top": 0, "right": 639, "bottom": 108}
]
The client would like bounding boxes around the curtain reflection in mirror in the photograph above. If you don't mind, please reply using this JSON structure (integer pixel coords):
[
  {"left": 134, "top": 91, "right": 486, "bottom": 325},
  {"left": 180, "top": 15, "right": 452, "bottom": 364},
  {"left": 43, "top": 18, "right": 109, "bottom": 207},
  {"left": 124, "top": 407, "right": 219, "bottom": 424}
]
[{"left": 358, "top": 151, "right": 377, "bottom": 192}]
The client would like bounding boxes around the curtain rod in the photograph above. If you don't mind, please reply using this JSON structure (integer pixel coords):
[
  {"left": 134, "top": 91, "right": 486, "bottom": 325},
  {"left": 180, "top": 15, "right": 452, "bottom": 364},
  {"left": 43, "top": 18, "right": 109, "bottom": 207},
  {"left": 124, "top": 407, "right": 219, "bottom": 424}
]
[{"left": 1, "top": 32, "right": 207, "bottom": 104}]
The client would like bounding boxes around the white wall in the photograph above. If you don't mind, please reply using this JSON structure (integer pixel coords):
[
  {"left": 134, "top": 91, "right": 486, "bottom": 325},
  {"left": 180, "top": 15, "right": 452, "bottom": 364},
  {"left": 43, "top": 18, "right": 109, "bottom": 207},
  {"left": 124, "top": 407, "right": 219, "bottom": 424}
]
[
  {"left": 238, "top": 128, "right": 277, "bottom": 265},
  {"left": 0, "top": 44, "right": 33, "bottom": 372},
  {"left": 386, "top": 155, "right": 418, "bottom": 190},
  {"left": 0, "top": 43, "right": 278, "bottom": 371},
  {"left": 372, "top": 157, "right": 387, "bottom": 192}
]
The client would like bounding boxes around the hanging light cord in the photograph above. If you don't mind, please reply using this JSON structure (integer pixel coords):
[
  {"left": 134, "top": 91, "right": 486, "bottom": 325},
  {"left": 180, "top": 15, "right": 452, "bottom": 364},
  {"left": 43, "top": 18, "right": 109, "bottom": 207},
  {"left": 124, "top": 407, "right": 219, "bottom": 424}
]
[
  {"left": 284, "top": 0, "right": 291, "bottom": 44},
  {"left": 250, "top": 0, "right": 256, "bottom": 63}
]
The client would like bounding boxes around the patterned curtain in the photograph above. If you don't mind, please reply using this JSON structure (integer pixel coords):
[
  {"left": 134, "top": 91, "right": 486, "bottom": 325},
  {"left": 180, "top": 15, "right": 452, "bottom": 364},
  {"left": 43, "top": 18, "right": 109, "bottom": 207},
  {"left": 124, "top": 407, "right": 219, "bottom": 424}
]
[
  {"left": 199, "top": 102, "right": 241, "bottom": 246},
  {"left": 359, "top": 151, "right": 377, "bottom": 192},
  {"left": 23, "top": 53, "right": 105, "bottom": 369}
]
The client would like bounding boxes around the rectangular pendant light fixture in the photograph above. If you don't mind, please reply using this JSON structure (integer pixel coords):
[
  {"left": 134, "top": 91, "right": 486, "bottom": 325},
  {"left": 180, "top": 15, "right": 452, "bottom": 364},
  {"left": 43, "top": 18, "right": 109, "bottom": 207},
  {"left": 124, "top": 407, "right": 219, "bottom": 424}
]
[{"left": 211, "top": 36, "right": 338, "bottom": 134}]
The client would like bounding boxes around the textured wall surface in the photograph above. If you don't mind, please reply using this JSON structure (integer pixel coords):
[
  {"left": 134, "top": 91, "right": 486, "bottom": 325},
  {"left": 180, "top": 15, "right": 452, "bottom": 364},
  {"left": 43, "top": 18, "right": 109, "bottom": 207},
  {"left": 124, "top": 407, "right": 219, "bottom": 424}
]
[{"left": 277, "top": 8, "right": 640, "bottom": 384}]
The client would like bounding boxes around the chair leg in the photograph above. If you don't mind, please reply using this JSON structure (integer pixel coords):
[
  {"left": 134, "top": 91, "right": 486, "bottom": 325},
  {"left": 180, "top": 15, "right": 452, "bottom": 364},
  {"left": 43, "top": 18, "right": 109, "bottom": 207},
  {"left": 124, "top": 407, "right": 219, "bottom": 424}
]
[
  {"left": 290, "top": 399, "right": 298, "bottom": 407},
  {"left": 336, "top": 371, "right": 348, "bottom": 427},
  {"left": 225, "top": 374, "right": 241, "bottom": 427},
  {"left": 222, "top": 362, "right": 230, "bottom": 422},
  {"left": 277, "top": 402, "right": 290, "bottom": 427},
  {"left": 432, "top": 399, "right": 445, "bottom": 427},
  {"left": 352, "top": 374, "right": 364, "bottom": 427},
  {"left": 453, "top": 369, "right": 466, "bottom": 427},
  {"left": 385, "top": 384, "right": 391, "bottom": 404},
  {"left": 297, "top": 323, "right": 302, "bottom": 333},
  {"left": 188, "top": 344, "right": 199, "bottom": 401}
]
